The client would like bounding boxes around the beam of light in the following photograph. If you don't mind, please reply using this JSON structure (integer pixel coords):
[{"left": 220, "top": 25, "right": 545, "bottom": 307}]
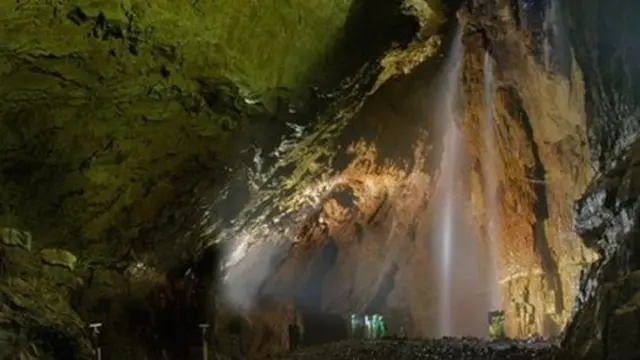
[{"left": 218, "top": 177, "right": 340, "bottom": 310}]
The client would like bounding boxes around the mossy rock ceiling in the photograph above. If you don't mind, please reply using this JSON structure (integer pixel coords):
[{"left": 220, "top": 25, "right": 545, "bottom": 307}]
[{"left": 0, "top": 0, "right": 445, "bottom": 267}]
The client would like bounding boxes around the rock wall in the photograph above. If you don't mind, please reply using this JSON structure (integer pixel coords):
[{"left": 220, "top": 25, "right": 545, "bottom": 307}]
[
  {"left": 562, "top": 0, "right": 640, "bottom": 168},
  {"left": 0, "top": 0, "right": 389, "bottom": 268},
  {"left": 218, "top": 22, "right": 460, "bottom": 356},
  {"left": 458, "top": 1, "right": 596, "bottom": 337},
  {"left": 560, "top": 0, "right": 640, "bottom": 359},
  {"left": 0, "top": 0, "right": 443, "bottom": 358},
  {"left": 561, "top": 139, "right": 640, "bottom": 360},
  {"left": 221, "top": 1, "right": 607, "bottom": 351},
  {"left": 0, "top": 230, "right": 92, "bottom": 359}
]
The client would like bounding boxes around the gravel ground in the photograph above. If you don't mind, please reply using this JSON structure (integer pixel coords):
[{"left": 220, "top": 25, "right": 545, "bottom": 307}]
[{"left": 275, "top": 337, "right": 559, "bottom": 360}]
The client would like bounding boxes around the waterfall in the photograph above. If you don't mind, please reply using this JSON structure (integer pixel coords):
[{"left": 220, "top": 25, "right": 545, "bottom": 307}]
[
  {"left": 433, "top": 24, "right": 464, "bottom": 337},
  {"left": 482, "top": 52, "right": 502, "bottom": 313},
  {"left": 543, "top": 0, "right": 571, "bottom": 75}
]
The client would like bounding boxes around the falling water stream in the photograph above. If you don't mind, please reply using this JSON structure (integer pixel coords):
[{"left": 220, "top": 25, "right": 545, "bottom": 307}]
[
  {"left": 542, "top": 0, "right": 572, "bottom": 76},
  {"left": 433, "top": 26, "right": 504, "bottom": 338},
  {"left": 482, "top": 52, "right": 502, "bottom": 312},
  {"left": 434, "top": 24, "right": 464, "bottom": 337}
]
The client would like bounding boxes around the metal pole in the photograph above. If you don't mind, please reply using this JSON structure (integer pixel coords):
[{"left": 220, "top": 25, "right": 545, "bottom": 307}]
[
  {"left": 89, "top": 323, "right": 103, "bottom": 360},
  {"left": 199, "top": 324, "right": 210, "bottom": 360}
]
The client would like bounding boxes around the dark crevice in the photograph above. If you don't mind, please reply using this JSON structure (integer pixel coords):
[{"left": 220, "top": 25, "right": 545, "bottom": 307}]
[
  {"left": 329, "top": 185, "right": 357, "bottom": 210},
  {"left": 504, "top": 86, "right": 564, "bottom": 313},
  {"left": 354, "top": 223, "right": 365, "bottom": 243},
  {"left": 366, "top": 192, "right": 389, "bottom": 224}
]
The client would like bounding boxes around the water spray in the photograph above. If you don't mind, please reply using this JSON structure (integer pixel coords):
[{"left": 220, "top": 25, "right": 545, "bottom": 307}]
[{"left": 433, "top": 23, "right": 464, "bottom": 337}]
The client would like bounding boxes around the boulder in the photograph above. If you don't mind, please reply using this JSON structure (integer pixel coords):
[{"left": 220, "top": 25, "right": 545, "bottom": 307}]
[
  {"left": 0, "top": 228, "right": 32, "bottom": 251},
  {"left": 41, "top": 248, "right": 78, "bottom": 271}
]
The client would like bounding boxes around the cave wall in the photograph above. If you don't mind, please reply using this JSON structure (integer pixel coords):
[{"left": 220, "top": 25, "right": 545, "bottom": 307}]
[
  {"left": 0, "top": 0, "right": 444, "bottom": 358},
  {"left": 8, "top": 0, "right": 638, "bottom": 356},
  {"left": 559, "top": 0, "right": 640, "bottom": 358},
  {"left": 457, "top": 3, "right": 595, "bottom": 337},
  {"left": 562, "top": 0, "right": 640, "bottom": 169},
  {"left": 218, "top": 23, "right": 472, "bottom": 355},
  {"left": 225, "top": 1, "right": 606, "bottom": 349},
  {"left": 0, "top": 0, "right": 387, "bottom": 269},
  {"left": 213, "top": 0, "right": 640, "bottom": 356},
  {"left": 562, "top": 139, "right": 640, "bottom": 360},
  {"left": 233, "top": 53, "right": 448, "bottom": 354}
]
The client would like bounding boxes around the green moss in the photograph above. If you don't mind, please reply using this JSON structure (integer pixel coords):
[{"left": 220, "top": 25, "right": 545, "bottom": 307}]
[
  {"left": 134, "top": 0, "right": 354, "bottom": 91},
  {"left": 0, "top": 0, "right": 354, "bottom": 93},
  {"left": 40, "top": 249, "right": 78, "bottom": 271},
  {"left": 0, "top": 0, "right": 447, "bottom": 264}
]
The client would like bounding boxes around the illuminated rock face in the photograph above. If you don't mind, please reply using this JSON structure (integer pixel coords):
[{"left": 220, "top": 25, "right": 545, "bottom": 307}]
[
  {"left": 250, "top": 68, "right": 443, "bottom": 347},
  {"left": 239, "top": 5, "right": 597, "bottom": 347},
  {"left": 216, "top": 0, "right": 639, "bottom": 356},
  {"left": 458, "top": 3, "right": 596, "bottom": 337},
  {"left": 223, "top": 0, "right": 640, "bottom": 355}
]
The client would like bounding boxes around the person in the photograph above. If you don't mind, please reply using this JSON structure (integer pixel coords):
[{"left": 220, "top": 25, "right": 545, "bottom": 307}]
[
  {"left": 363, "top": 316, "right": 371, "bottom": 339},
  {"left": 376, "top": 315, "right": 387, "bottom": 339},
  {"left": 371, "top": 315, "right": 380, "bottom": 339},
  {"left": 348, "top": 314, "right": 357, "bottom": 338}
]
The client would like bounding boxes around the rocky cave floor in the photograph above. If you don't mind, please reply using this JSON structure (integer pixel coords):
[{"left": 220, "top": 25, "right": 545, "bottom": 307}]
[{"left": 274, "top": 338, "right": 559, "bottom": 360}]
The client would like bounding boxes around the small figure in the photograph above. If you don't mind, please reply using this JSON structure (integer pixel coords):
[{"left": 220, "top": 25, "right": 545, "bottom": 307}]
[
  {"left": 351, "top": 314, "right": 365, "bottom": 339},
  {"left": 488, "top": 310, "right": 506, "bottom": 339},
  {"left": 363, "top": 315, "right": 371, "bottom": 339},
  {"left": 375, "top": 315, "right": 387, "bottom": 339},
  {"left": 348, "top": 314, "right": 358, "bottom": 339}
]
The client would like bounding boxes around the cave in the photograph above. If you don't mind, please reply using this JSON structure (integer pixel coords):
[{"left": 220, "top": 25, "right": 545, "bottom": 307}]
[{"left": 1, "top": 0, "right": 640, "bottom": 359}]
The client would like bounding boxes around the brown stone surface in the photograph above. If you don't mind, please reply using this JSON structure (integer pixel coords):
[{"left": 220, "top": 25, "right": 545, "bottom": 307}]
[
  {"left": 227, "top": 7, "right": 599, "bottom": 353},
  {"left": 458, "top": 3, "right": 596, "bottom": 337}
]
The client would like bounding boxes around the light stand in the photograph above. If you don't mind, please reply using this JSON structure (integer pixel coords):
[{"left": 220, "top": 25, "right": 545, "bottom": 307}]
[
  {"left": 89, "top": 323, "right": 103, "bottom": 360},
  {"left": 199, "top": 323, "right": 210, "bottom": 360}
]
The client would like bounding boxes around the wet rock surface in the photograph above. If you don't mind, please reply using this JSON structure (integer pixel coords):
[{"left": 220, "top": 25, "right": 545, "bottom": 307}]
[
  {"left": 460, "top": 0, "right": 593, "bottom": 337},
  {"left": 563, "top": 0, "right": 640, "bottom": 168},
  {"left": 561, "top": 138, "right": 640, "bottom": 359},
  {"left": 559, "top": 0, "right": 640, "bottom": 358},
  {"left": 275, "top": 338, "right": 559, "bottom": 360}
]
